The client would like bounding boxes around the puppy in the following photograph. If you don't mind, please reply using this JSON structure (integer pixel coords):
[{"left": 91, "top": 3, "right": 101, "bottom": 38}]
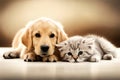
[{"left": 3, "top": 17, "right": 68, "bottom": 62}]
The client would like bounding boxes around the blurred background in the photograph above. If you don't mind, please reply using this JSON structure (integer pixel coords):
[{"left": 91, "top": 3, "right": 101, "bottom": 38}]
[{"left": 0, "top": 0, "right": 120, "bottom": 47}]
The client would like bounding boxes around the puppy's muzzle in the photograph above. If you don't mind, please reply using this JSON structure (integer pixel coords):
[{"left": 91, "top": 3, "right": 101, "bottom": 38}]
[{"left": 40, "top": 45, "right": 49, "bottom": 55}]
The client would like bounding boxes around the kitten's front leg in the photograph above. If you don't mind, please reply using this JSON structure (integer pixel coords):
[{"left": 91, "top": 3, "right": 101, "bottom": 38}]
[
  {"left": 103, "top": 53, "right": 113, "bottom": 60},
  {"left": 89, "top": 51, "right": 102, "bottom": 62},
  {"left": 90, "top": 54, "right": 101, "bottom": 62}
]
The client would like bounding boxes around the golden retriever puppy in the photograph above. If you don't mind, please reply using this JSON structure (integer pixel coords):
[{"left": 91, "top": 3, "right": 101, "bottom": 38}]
[{"left": 3, "top": 17, "right": 68, "bottom": 62}]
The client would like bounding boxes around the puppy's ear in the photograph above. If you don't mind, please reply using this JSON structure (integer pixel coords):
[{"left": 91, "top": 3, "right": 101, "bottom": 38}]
[
  {"left": 22, "top": 28, "right": 33, "bottom": 51},
  {"left": 56, "top": 23, "right": 68, "bottom": 44},
  {"left": 57, "top": 30, "right": 67, "bottom": 44},
  {"left": 56, "top": 41, "right": 67, "bottom": 48}
]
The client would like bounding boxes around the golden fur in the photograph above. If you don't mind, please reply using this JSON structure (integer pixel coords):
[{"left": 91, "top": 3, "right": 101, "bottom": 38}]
[{"left": 3, "top": 17, "right": 68, "bottom": 62}]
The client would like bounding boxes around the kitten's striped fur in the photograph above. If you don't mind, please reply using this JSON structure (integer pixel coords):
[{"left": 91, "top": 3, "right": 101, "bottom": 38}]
[{"left": 56, "top": 35, "right": 118, "bottom": 62}]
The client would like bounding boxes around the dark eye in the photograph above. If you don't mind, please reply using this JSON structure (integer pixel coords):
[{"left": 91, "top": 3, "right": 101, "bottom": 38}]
[
  {"left": 88, "top": 46, "right": 91, "bottom": 49},
  {"left": 64, "top": 43, "right": 67, "bottom": 45},
  {"left": 68, "top": 52, "right": 72, "bottom": 56},
  {"left": 77, "top": 43, "right": 80, "bottom": 46},
  {"left": 50, "top": 33, "right": 55, "bottom": 38},
  {"left": 78, "top": 51, "right": 83, "bottom": 55},
  {"left": 35, "top": 33, "right": 41, "bottom": 38}
]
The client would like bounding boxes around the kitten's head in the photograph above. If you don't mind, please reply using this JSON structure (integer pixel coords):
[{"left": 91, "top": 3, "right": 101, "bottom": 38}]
[{"left": 56, "top": 36, "right": 95, "bottom": 62}]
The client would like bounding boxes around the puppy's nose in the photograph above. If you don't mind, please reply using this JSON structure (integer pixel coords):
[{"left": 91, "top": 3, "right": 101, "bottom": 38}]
[{"left": 41, "top": 45, "right": 49, "bottom": 52}]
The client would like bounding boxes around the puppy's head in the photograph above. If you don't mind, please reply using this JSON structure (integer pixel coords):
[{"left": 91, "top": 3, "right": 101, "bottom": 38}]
[{"left": 22, "top": 17, "right": 68, "bottom": 57}]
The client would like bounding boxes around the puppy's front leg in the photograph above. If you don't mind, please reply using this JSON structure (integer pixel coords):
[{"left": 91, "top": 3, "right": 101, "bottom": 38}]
[
  {"left": 23, "top": 52, "right": 36, "bottom": 62},
  {"left": 43, "top": 55, "right": 58, "bottom": 62},
  {"left": 3, "top": 48, "right": 20, "bottom": 59}
]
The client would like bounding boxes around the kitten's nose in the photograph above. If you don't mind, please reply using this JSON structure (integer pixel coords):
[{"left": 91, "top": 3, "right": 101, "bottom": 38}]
[
  {"left": 73, "top": 58, "right": 78, "bottom": 62},
  {"left": 74, "top": 59, "right": 78, "bottom": 62}
]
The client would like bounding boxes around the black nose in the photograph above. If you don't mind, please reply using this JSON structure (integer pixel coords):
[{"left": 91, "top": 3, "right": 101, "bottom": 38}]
[
  {"left": 41, "top": 45, "right": 49, "bottom": 52},
  {"left": 74, "top": 58, "right": 78, "bottom": 62},
  {"left": 74, "top": 59, "right": 78, "bottom": 62}
]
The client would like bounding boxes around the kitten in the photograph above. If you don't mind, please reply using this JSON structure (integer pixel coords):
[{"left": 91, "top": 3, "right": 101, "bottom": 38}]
[{"left": 56, "top": 35, "right": 118, "bottom": 62}]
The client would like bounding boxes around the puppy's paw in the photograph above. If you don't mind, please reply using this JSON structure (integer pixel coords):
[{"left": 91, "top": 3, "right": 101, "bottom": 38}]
[
  {"left": 90, "top": 56, "right": 100, "bottom": 62},
  {"left": 103, "top": 54, "right": 113, "bottom": 60},
  {"left": 24, "top": 53, "right": 36, "bottom": 62},
  {"left": 3, "top": 51, "right": 19, "bottom": 59},
  {"left": 36, "top": 55, "right": 43, "bottom": 61},
  {"left": 43, "top": 55, "right": 58, "bottom": 62}
]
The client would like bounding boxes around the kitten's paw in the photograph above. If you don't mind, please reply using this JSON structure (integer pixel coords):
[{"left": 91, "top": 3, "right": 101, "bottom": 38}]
[
  {"left": 24, "top": 53, "right": 36, "bottom": 62},
  {"left": 43, "top": 55, "right": 58, "bottom": 62},
  {"left": 103, "top": 54, "right": 113, "bottom": 60},
  {"left": 90, "top": 57, "right": 100, "bottom": 62},
  {"left": 3, "top": 51, "right": 19, "bottom": 59}
]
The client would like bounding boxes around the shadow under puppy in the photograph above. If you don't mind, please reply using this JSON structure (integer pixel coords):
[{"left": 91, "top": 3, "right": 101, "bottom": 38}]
[
  {"left": 56, "top": 35, "right": 119, "bottom": 62},
  {"left": 3, "top": 17, "right": 68, "bottom": 62}
]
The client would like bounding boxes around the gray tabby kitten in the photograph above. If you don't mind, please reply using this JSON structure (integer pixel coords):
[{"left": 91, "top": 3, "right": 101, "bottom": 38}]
[{"left": 56, "top": 35, "right": 118, "bottom": 62}]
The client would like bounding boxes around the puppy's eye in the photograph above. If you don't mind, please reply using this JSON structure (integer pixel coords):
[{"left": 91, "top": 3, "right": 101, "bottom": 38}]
[
  {"left": 78, "top": 51, "right": 83, "bottom": 55},
  {"left": 50, "top": 33, "right": 55, "bottom": 38},
  {"left": 68, "top": 52, "right": 72, "bottom": 56},
  {"left": 35, "top": 33, "right": 41, "bottom": 38}
]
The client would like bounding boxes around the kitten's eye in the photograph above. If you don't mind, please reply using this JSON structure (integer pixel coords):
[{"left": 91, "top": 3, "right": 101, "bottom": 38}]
[
  {"left": 83, "top": 40, "right": 85, "bottom": 43},
  {"left": 78, "top": 51, "right": 83, "bottom": 55},
  {"left": 64, "top": 43, "right": 67, "bottom": 45},
  {"left": 50, "top": 33, "right": 55, "bottom": 38},
  {"left": 35, "top": 33, "right": 41, "bottom": 38},
  {"left": 68, "top": 52, "right": 72, "bottom": 56},
  {"left": 88, "top": 46, "right": 91, "bottom": 49}
]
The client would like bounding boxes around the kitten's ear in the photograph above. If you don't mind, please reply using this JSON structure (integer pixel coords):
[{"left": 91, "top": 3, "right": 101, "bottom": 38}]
[
  {"left": 56, "top": 41, "right": 67, "bottom": 47},
  {"left": 83, "top": 38, "right": 95, "bottom": 45}
]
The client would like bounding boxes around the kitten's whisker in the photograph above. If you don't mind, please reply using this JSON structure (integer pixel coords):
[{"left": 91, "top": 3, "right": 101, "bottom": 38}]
[
  {"left": 85, "top": 51, "right": 91, "bottom": 55},
  {"left": 62, "top": 60, "right": 69, "bottom": 62}
]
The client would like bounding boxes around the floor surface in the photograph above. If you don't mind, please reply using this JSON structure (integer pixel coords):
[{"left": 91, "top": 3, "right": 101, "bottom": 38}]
[{"left": 0, "top": 48, "right": 120, "bottom": 80}]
